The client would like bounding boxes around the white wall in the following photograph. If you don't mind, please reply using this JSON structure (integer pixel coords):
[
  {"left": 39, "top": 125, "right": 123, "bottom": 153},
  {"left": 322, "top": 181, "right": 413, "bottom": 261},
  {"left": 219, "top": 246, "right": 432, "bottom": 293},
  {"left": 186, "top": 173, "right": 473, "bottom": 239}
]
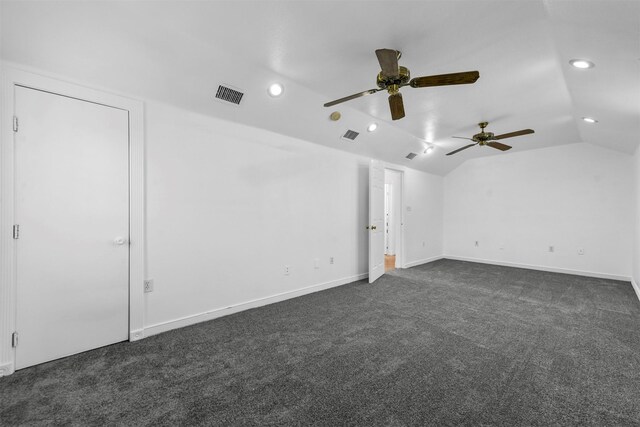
[
  {"left": 403, "top": 167, "right": 444, "bottom": 267},
  {"left": 444, "top": 143, "right": 633, "bottom": 280},
  {"left": 144, "top": 101, "right": 368, "bottom": 329},
  {"left": 632, "top": 146, "right": 640, "bottom": 295},
  {"left": 144, "top": 101, "right": 444, "bottom": 332}
]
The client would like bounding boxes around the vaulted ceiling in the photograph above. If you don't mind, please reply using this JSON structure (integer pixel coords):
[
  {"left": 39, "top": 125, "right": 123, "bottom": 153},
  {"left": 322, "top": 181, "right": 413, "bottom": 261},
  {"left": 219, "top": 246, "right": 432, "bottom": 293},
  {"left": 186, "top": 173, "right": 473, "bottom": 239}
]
[{"left": 2, "top": 1, "right": 639, "bottom": 175}]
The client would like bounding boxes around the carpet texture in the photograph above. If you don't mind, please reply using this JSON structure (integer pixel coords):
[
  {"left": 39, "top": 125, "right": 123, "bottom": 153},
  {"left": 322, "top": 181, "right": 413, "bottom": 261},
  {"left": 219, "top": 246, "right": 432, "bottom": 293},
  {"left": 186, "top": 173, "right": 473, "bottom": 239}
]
[{"left": 2, "top": 259, "right": 640, "bottom": 426}]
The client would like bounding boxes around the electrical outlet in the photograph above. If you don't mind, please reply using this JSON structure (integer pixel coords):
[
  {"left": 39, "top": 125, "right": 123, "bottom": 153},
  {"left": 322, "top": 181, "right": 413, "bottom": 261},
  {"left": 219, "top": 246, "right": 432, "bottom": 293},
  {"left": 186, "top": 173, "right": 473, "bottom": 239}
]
[
  {"left": 314, "top": 258, "right": 319, "bottom": 269},
  {"left": 422, "top": 241, "right": 425, "bottom": 247},
  {"left": 284, "top": 265, "right": 290, "bottom": 275},
  {"left": 549, "top": 246, "right": 554, "bottom": 253},
  {"left": 578, "top": 248, "right": 584, "bottom": 255},
  {"left": 144, "top": 279, "right": 154, "bottom": 293},
  {"left": 475, "top": 241, "right": 479, "bottom": 247},
  {"left": 329, "top": 256, "right": 334, "bottom": 265}
]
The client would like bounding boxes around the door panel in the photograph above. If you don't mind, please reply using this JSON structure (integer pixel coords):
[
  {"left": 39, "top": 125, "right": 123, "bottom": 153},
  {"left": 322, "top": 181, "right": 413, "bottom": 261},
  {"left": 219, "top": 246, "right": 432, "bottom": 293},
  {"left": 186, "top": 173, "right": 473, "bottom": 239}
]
[
  {"left": 15, "top": 86, "right": 129, "bottom": 369},
  {"left": 385, "top": 183, "right": 395, "bottom": 255},
  {"left": 369, "top": 160, "right": 385, "bottom": 283}
]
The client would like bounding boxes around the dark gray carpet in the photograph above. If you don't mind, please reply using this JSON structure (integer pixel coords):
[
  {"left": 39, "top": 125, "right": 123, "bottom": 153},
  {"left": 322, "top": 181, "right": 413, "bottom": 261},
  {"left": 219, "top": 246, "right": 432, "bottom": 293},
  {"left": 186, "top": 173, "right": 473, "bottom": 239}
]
[{"left": 2, "top": 259, "right": 640, "bottom": 426}]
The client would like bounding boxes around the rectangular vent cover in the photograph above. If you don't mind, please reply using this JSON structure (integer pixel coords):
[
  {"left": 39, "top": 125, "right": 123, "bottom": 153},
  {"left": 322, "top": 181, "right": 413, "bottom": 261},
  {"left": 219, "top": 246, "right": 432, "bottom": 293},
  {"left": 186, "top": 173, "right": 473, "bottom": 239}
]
[
  {"left": 406, "top": 152, "right": 418, "bottom": 160},
  {"left": 215, "top": 85, "right": 244, "bottom": 105},
  {"left": 342, "top": 130, "right": 359, "bottom": 141}
]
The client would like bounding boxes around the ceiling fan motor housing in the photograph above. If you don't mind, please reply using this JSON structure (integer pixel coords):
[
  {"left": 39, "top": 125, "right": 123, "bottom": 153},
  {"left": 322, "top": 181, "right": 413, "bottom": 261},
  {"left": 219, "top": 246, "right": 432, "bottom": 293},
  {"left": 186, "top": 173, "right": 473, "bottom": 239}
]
[
  {"left": 377, "top": 66, "right": 410, "bottom": 91},
  {"left": 473, "top": 131, "right": 494, "bottom": 145},
  {"left": 473, "top": 122, "right": 492, "bottom": 145}
]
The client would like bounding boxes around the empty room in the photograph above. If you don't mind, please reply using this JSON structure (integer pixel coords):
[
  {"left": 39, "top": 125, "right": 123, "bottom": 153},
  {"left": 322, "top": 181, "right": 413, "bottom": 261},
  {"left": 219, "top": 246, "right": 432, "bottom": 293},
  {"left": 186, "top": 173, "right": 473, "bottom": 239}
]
[{"left": 1, "top": 0, "right": 639, "bottom": 425}]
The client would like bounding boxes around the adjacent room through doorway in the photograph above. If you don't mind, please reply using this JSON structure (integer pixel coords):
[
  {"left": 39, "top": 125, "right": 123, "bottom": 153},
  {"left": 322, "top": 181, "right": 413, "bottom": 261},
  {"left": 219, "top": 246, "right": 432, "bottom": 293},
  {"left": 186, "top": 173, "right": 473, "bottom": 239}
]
[{"left": 384, "top": 168, "right": 403, "bottom": 272}]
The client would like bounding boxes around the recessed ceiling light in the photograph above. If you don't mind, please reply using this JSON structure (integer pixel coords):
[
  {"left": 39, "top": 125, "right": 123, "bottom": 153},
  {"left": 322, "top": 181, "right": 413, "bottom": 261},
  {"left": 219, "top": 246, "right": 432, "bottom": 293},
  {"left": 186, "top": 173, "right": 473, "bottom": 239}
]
[
  {"left": 582, "top": 117, "right": 598, "bottom": 123},
  {"left": 569, "top": 59, "right": 595, "bottom": 69},
  {"left": 424, "top": 146, "right": 434, "bottom": 154},
  {"left": 367, "top": 123, "right": 378, "bottom": 132},
  {"left": 267, "top": 83, "right": 284, "bottom": 97}
]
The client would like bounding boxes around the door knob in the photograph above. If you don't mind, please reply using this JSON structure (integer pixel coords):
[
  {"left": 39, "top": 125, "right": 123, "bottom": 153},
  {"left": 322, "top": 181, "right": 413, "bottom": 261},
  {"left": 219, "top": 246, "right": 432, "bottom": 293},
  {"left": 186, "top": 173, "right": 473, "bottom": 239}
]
[
  {"left": 371, "top": 226, "right": 377, "bottom": 230},
  {"left": 114, "top": 237, "right": 127, "bottom": 245}
]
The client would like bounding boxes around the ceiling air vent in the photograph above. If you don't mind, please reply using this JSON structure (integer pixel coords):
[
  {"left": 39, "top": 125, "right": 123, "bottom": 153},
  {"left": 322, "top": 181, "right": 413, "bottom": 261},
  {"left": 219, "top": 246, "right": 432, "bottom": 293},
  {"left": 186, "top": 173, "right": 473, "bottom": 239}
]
[
  {"left": 342, "top": 130, "right": 360, "bottom": 141},
  {"left": 406, "top": 152, "right": 418, "bottom": 160},
  {"left": 215, "top": 84, "right": 244, "bottom": 105}
]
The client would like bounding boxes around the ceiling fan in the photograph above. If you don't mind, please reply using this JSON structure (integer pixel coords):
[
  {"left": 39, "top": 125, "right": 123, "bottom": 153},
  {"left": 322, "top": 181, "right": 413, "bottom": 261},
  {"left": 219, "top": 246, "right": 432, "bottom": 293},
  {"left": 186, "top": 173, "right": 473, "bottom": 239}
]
[
  {"left": 446, "top": 122, "right": 534, "bottom": 156},
  {"left": 324, "top": 49, "right": 480, "bottom": 120}
]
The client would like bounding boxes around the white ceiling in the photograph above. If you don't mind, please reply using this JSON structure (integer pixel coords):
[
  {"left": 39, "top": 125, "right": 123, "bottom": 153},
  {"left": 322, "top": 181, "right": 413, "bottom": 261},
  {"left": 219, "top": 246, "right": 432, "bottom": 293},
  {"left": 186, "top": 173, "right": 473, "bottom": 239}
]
[{"left": 2, "top": 0, "right": 639, "bottom": 175}]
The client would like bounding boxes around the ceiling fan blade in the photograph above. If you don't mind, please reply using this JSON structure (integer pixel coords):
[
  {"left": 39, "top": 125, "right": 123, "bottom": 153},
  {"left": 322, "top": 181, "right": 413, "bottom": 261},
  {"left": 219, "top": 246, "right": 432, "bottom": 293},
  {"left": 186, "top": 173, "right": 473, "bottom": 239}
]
[
  {"left": 492, "top": 129, "right": 534, "bottom": 140},
  {"left": 323, "top": 88, "right": 381, "bottom": 107},
  {"left": 487, "top": 141, "right": 512, "bottom": 151},
  {"left": 452, "top": 136, "right": 474, "bottom": 141},
  {"left": 409, "top": 71, "right": 480, "bottom": 88},
  {"left": 446, "top": 143, "right": 477, "bottom": 156},
  {"left": 376, "top": 49, "right": 400, "bottom": 79},
  {"left": 388, "top": 93, "right": 405, "bottom": 120}
]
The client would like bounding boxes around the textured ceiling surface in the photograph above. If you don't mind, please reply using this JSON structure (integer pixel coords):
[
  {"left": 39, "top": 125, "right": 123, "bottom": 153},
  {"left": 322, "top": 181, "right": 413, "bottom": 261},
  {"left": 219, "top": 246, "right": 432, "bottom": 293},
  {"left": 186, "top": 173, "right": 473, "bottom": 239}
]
[{"left": 2, "top": 0, "right": 639, "bottom": 175}]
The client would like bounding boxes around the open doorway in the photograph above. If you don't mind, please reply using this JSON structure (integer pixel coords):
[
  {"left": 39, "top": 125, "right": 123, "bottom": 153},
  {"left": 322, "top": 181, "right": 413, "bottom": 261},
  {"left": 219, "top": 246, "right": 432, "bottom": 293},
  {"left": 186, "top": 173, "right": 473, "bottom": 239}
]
[{"left": 384, "top": 168, "right": 403, "bottom": 272}]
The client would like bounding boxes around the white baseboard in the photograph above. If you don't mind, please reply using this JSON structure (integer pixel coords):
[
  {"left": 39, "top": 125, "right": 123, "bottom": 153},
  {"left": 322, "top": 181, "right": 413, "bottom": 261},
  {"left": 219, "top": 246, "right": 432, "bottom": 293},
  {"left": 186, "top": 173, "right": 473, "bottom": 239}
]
[
  {"left": 129, "top": 329, "right": 145, "bottom": 342},
  {"left": 632, "top": 278, "right": 640, "bottom": 302},
  {"left": 144, "top": 273, "right": 368, "bottom": 338},
  {"left": 0, "top": 362, "right": 14, "bottom": 377},
  {"left": 443, "top": 255, "right": 631, "bottom": 282},
  {"left": 403, "top": 255, "right": 444, "bottom": 269}
]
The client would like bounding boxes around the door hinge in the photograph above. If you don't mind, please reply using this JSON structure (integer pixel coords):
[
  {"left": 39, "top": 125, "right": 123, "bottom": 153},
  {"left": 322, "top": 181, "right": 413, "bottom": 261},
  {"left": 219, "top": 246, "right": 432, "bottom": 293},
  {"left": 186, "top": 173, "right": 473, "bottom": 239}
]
[
  {"left": 13, "top": 116, "right": 18, "bottom": 133},
  {"left": 11, "top": 332, "right": 18, "bottom": 348},
  {"left": 12, "top": 224, "right": 19, "bottom": 239}
]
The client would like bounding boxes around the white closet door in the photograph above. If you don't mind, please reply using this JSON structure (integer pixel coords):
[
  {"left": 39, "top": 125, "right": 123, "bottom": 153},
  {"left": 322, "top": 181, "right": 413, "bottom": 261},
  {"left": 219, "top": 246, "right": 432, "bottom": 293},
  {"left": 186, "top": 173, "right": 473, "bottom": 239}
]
[
  {"left": 369, "top": 160, "right": 385, "bottom": 283},
  {"left": 15, "top": 86, "right": 129, "bottom": 369}
]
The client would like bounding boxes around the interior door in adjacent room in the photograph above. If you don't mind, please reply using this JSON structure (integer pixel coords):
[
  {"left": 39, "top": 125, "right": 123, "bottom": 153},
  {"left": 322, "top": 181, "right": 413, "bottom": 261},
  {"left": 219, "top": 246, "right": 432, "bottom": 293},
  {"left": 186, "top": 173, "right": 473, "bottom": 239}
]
[
  {"left": 14, "top": 85, "right": 130, "bottom": 369},
  {"left": 369, "top": 160, "right": 385, "bottom": 283}
]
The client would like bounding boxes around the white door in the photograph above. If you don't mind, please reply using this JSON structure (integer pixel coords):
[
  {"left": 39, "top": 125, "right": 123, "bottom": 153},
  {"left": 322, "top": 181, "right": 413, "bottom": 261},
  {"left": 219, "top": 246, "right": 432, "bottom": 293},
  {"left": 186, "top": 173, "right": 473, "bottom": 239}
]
[
  {"left": 384, "top": 183, "right": 390, "bottom": 253},
  {"left": 14, "top": 86, "right": 130, "bottom": 369},
  {"left": 385, "top": 183, "right": 395, "bottom": 255},
  {"left": 369, "top": 160, "right": 385, "bottom": 283}
]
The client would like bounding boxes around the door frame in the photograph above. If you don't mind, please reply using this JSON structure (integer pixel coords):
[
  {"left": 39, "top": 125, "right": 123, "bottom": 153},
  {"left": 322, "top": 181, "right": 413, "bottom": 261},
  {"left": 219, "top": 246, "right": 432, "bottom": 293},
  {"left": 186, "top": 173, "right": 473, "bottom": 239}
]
[
  {"left": 383, "top": 166, "right": 405, "bottom": 269},
  {"left": 0, "top": 65, "right": 145, "bottom": 376}
]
